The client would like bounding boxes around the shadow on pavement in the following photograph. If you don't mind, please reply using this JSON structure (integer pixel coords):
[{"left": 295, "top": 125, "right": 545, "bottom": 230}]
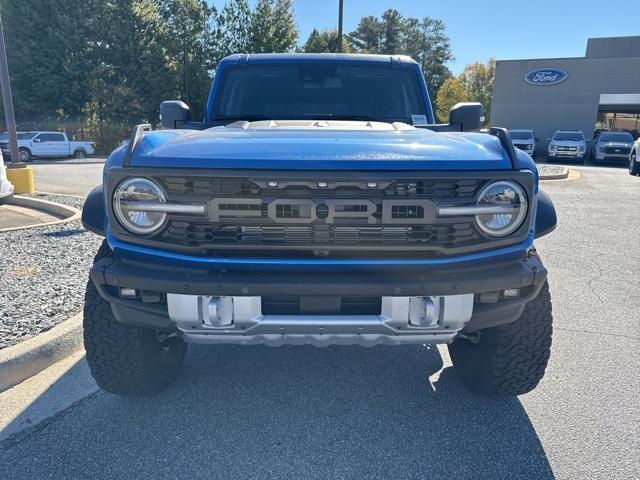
[{"left": 0, "top": 345, "right": 554, "bottom": 479}]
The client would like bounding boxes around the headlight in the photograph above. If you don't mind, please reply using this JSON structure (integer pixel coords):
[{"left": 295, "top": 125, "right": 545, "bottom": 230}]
[
  {"left": 549, "top": 145, "right": 557, "bottom": 151},
  {"left": 577, "top": 146, "right": 585, "bottom": 152},
  {"left": 475, "top": 181, "right": 528, "bottom": 237},
  {"left": 113, "top": 178, "right": 167, "bottom": 234}
]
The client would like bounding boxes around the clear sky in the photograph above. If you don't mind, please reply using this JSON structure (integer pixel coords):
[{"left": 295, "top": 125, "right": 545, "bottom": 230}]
[{"left": 210, "top": 0, "right": 638, "bottom": 74}]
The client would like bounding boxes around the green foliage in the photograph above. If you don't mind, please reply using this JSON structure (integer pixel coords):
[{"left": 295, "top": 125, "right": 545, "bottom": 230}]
[
  {"left": 303, "top": 29, "right": 336, "bottom": 53},
  {"left": 435, "top": 77, "right": 469, "bottom": 123},
  {"left": 460, "top": 58, "right": 496, "bottom": 125},
  {"left": 247, "top": 0, "right": 298, "bottom": 53},
  {"left": 348, "top": 16, "right": 382, "bottom": 53}
]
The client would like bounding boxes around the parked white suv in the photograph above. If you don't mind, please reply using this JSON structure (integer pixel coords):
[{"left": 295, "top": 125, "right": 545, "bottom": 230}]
[
  {"left": 0, "top": 131, "right": 95, "bottom": 162},
  {"left": 547, "top": 130, "right": 587, "bottom": 163},
  {"left": 508, "top": 129, "right": 537, "bottom": 158}
]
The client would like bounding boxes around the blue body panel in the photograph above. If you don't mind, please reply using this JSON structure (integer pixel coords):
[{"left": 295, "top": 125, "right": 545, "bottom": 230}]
[{"left": 129, "top": 127, "right": 513, "bottom": 171}]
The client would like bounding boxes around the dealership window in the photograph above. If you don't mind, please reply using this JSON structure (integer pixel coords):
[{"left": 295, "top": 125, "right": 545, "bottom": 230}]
[{"left": 596, "top": 111, "right": 639, "bottom": 140}]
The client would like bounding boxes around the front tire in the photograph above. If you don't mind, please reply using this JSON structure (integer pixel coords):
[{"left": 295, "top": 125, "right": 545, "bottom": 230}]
[
  {"left": 83, "top": 242, "right": 187, "bottom": 396},
  {"left": 449, "top": 282, "right": 553, "bottom": 396},
  {"left": 629, "top": 152, "right": 640, "bottom": 176},
  {"left": 18, "top": 147, "right": 32, "bottom": 162}
]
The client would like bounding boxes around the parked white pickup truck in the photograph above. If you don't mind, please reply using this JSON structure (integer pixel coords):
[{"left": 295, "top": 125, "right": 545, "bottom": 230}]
[{"left": 0, "top": 131, "right": 95, "bottom": 162}]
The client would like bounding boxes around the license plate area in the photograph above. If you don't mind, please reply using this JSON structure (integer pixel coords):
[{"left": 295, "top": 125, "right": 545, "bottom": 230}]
[{"left": 261, "top": 296, "right": 382, "bottom": 315}]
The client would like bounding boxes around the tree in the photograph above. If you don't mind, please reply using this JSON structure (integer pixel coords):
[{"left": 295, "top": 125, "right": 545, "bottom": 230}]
[
  {"left": 380, "top": 9, "right": 404, "bottom": 54},
  {"left": 160, "top": 0, "right": 213, "bottom": 117},
  {"left": 404, "top": 17, "right": 453, "bottom": 99},
  {"left": 1, "top": 0, "right": 100, "bottom": 122},
  {"left": 460, "top": 58, "right": 496, "bottom": 125},
  {"left": 211, "top": 0, "right": 251, "bottom": 63},
  {"left": 303, "top": 29, "right": 338, "bottom": 53},
  {"left": 247, "top": 0, "right": 297, "bottom": 53},
  {"left": 348, "top": 16, "right": 382, "bottom": 53},
  {"left": 435, "top": 77, "right": 469, "bottom": 122}
]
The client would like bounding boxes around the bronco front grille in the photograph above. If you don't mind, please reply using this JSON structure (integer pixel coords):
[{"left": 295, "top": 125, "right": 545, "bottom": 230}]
[{"left": 109, "top": 172, "right": 533, "bottom": 259}]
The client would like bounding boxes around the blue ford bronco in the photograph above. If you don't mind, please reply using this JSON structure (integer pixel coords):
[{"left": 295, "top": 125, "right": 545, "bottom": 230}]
[{"left": 82, "top": 54, "right": 556, "bottom": 397}]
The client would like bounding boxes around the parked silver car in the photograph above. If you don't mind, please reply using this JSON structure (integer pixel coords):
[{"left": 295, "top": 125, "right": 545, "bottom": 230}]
[
  {"left": 547, "top": 130, "right": 587, "bottom": 163},
  {"left": 591, "top": 131, "right": 634, "bottom": 164},
  {"left": 509, "top": 129, "right": 538, "bottom": 158}
]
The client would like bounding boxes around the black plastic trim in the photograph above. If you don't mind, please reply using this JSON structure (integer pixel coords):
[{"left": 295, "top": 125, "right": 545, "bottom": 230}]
[
  {"left": 81, "top": 185, "right": 106, "bottom": 237},
  {"left": 91, "top": 254, "right": 546, "bottom": 298},
  {"left": 534, "top": 189, "right": 557, "bottom": 239},
  {"left": 490, "top": 127, "right": 519, "bottom": 169}
]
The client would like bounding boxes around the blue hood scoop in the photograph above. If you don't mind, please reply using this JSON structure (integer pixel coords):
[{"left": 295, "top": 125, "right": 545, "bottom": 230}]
[{"left": 129, "top": 121, "right": 513, "bottom": 171}]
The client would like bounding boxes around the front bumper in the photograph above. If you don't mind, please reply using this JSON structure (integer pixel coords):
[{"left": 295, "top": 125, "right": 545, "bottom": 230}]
[
  {"left": 594, "top": 153, "right": 629, "bottom": 163},
  {"left": 548, "top": 151, "right": 584, "bottom": 160},
  {"left": 90, "top": 252, "right": 548, "bottom": 346}
]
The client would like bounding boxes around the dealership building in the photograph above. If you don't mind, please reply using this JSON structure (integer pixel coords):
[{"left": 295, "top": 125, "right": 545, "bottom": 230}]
[{"left": 491, "top": 36, "right": 640, "bottom": 157}]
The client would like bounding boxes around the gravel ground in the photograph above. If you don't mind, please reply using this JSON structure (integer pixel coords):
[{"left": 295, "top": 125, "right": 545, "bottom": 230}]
[{"left": 0, "top": 194, "right": 101, "bottom": 350}]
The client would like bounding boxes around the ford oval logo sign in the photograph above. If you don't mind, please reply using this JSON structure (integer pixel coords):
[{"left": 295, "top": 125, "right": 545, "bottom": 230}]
[{"left": 524, "top": 68, "right": 568, "bottom": 86}]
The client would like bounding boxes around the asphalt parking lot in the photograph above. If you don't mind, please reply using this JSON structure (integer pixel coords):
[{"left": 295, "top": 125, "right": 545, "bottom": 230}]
[{"left": 0, "top": 165, "right": 638, "bottom": 479}]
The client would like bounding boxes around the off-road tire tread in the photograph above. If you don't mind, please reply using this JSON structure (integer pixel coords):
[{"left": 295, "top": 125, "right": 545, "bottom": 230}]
[
  {"left": 83, "top": 241, "right": 186, "bottom": 396},
  {"left": 449, "top": 282, "right": 552, "bottom": 396}
]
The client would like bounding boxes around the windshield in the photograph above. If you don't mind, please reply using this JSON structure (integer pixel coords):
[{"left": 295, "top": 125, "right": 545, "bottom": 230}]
[
  {"left": 212, "top": 62, "right": 427, "bottom": 124},
  {"left": 599, "top": 132, "right": 633, "bottom": 143},
  {"left": 509, "top": 131, "right": 533, "bottom": 140},
  {"left": 553, "top": 132, "right": 584, "bottom": 142},
  {"left": 17, "top": 132, "right": 37, "bottom": 140}
]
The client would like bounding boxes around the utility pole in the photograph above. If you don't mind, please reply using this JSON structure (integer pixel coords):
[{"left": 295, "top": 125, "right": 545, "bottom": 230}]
[
  {"left": 0, "top": 12, "right": 34, "bottom": 192},
  {"left": 337, "top": 0, "right": 344, "bottom": 53},
  {"left": 0, "top": 14, "right": 20, "bottom": 165}
]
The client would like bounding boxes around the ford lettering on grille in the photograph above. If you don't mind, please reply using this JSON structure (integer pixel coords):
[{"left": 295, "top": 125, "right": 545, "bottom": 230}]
[{"left": 209, "top": 198, "right": 436, "bottom": 225}]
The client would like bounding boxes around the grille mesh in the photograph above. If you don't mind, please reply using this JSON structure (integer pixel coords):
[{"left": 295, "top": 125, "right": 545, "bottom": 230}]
[{"left": 149, "top": 175, "right": 492, "bottom": 256}]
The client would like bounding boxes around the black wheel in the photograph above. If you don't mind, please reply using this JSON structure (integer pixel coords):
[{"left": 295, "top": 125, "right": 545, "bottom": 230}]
[
  {"left": 449, "top": 282, "right": 553, "bottom": 397},
  {"left": 18, "top": 147, "right": 32, "bottom": 162},
  {"left": 83, "top": 241, "right": 187, "bottom": 396},
  {"left": 629, "top": 152, "right": 640, "bottom": 176},
  {"left": 74, "top": 149, "right": 87, "bottom": 159}
]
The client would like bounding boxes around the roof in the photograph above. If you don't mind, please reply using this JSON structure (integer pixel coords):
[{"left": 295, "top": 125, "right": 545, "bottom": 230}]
[{"left": 218, "top": 53, "right": 418, "bottom": 66}]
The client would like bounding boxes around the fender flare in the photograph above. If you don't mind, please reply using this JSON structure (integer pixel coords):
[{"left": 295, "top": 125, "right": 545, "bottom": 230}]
[
  {"left": 534, "top": 189, "right": 557, "bottom": 239},
  {"left": 82, "top": 185, "right": 106, "bottom": 237}
]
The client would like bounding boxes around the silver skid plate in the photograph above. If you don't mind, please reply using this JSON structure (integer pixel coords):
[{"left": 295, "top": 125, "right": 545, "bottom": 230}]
[{"left": 167, "top": 295, "right": 474, "bottom": 347}]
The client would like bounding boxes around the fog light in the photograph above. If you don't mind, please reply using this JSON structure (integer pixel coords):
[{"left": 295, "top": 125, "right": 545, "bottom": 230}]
[
  {"left": 119, "top": 287, "right": 137, "bottom": 298},
  {"left": 200, "top": 296, "right": 233, "bottom": 327},
  {"left": 408, "top": 297, "right": 440, "bottom": 327}
]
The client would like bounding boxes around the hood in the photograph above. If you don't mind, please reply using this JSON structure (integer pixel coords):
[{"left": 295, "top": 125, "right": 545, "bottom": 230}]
[{"left": 129, "top": 120, "right": 513, "bottom": 171}]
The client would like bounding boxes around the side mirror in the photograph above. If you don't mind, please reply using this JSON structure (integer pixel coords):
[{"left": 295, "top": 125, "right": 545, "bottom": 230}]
[
  {"left": 546, "top": 138, "right": 551, "bottom": 142},
  {"left": 448, "top": 102, "right": 484, "bottom": 132},
  {"left": 160, "top": 100, "right": 191, "bottom": 129},
  {"left": 534, "top": 137, "right": 540, "bottom": 142}
]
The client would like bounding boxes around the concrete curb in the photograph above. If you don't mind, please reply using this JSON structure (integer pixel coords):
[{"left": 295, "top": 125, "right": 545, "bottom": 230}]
[
  {"left": 538, "top": 166, "right": 569, "bottom": 180},
  {"left": 0, "top": 313, "right": 84, "bottom": 393},
  {"left": 0, "top": 195, "right": 81, "bottom": 232}
]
